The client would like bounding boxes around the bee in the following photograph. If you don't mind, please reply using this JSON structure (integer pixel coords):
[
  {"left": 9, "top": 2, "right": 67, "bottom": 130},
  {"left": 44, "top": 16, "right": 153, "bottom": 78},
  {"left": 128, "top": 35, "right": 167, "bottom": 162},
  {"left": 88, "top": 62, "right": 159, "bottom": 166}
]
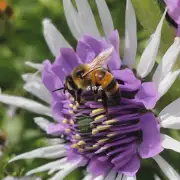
[
  {"left": 0, "top": 1, "right": 13, "bottom": 20},
  {"left": 53, "top": 46, "right": 121, "bottom": 114}
]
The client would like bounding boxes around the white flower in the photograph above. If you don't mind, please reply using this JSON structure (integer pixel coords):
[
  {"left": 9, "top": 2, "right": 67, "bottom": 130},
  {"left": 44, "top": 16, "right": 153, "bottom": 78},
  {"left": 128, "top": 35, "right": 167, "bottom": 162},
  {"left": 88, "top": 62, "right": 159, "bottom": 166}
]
[{"left": 0, "top": 0, "right": 180, "bottom": 180}]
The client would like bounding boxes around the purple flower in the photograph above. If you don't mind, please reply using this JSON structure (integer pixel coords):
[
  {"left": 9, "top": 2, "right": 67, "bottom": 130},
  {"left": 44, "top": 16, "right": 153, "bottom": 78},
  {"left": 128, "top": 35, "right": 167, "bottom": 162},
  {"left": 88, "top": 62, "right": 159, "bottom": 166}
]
[
  {"left": 164, "top": 0, "right": 180, "bottom": 36},
  {"left": 1, "top": 0, "right": 180, "bottom": 180}
]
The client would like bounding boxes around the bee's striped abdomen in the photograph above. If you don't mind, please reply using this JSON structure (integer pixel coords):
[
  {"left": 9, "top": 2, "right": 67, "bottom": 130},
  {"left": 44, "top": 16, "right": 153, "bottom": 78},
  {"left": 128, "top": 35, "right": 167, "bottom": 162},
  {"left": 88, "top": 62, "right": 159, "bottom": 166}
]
[{"left": 94, "top": 69, "right": 121, "bottom": 105}]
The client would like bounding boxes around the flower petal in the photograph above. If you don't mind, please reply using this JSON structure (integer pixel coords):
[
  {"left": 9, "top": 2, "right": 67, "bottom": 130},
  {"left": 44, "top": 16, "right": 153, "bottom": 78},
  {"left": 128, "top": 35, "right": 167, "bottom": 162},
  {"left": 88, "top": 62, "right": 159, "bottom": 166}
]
[
  {"left": 34, "top": 117, "right": 52, "bottom": 132},
  {"left": 157, "top": 70, "right": 180, "bottom": 99},
  {"left": 88, "top": 157, "right": 111, "bottom": 177},
  {"left": 9, "top": 145, "right": 66, "bottom": 162},
  {"left": 49, "top": 158, "right": 83, "bottom": 180},
  {"left": 108, "top": 30, "right": 120, "bottom": 53},
  {"left": 76, "top": 40, "right": 96, "bottom": 63},
  {"left": 159, "top": 98, "right": 180, "bottom": 129},
  {"left": 42, "top": 19, "right": 71, "bottom": 57},
  {"left": 47, "top": 123, "right": 65, "bottom": 135},
  {"left": 154, "top": 174, "right": 161, "bottom": 180},
  {"left": 95, "top": 0, "right": 114, "bottom": 37},
  {"left": 153, "top": 155, "right": 180, "bottom": 180},
  {"left": 0, "top": 94, "right": 51, "bottom": 116},
  {"left": 153, "top": 37, "right": 180, "bottom": 86},
  {"left": 104, "top": 170, "right": 116, "bottom": 180},
  {"left": 75, "top": 0, "right": 101, "bottom": 39},
  {"left": 82, "top": 174, "right": 92, "bottom": 180},
  {"left": 25, "top": 61, "right": 43, "bottom": 71},
  {"left": 161, "top": 134, "right": 180, "bottom": 153},
  {"left": 118, "top": 154, "right": 140, "bottom": 176},
  {"left": 112, "top": 69, "right": 141, "bottom": 91},
  {"left": 122, "top": 175, "right": 136, "bottom": 180},
  {"left": 135, "top": 82, "right": 159, "bottom": 109},
  {"left": 137, "top": 9, "right": 167, "bottom": 78},
  {"left": 123, "top": 0, "right": 137, "bottom": 69},
  {"left": 26, "top": 158, "right": 67, "bottom": 176},
  {"left": 24, "top": 81, "right": 51, "bottom": 104},
  {"left": 139, "top": 113, "right": 163, "bottom": 158},
  {"left": 42, "top": 60, "right": 64, "bottom": 101},
  {"left": 116, "top": 173, "right": 123, "bottom": 180},
  {"left": 63, "top": 0, "right": 84, "bottom": 40}
]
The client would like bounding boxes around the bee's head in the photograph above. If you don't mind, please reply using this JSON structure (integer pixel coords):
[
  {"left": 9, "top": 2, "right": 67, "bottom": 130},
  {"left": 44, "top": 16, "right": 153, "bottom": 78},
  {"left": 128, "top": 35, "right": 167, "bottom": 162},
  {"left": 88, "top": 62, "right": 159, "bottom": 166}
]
[{"left": 72, "top": 64, "right": 91, "bottom": 89}]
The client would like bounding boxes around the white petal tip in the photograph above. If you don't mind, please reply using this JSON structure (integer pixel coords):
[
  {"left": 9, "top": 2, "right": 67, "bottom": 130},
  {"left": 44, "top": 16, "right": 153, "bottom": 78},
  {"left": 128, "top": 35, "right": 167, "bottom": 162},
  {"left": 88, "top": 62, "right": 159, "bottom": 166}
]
[{"left": 42, "top": 18, "right": 51, "bottom": 26}]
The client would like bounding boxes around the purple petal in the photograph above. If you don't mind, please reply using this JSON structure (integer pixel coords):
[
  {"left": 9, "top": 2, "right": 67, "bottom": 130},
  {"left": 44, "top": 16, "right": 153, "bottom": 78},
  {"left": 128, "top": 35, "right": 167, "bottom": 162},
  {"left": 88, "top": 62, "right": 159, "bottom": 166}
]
[
  {"left": 66, "top": 147, "right": 88, "bottom": 166},
  {"left": 47, "top": 123, "right": 65, "bottom": 135},
  {"left": 135, "top": 82, "right": 159, "bottom": 109},
  {"left": 107, "top": 30, "right": 121, "bottom": 70},
  {"left": 76, "top": 40, "right": 96, "bottom": 63},
  {"left": 52, "top": 101, "right": 64, "bottom": 122},
  {"left": 118, "top": 154, "right": 140, "bottom": 176},
  {"left": 88, "top": 157, "right": 112, "bottom": 177},
  {"left": 108, "top": 30, "right": 120, "bottom": 53},
  {"left": 60, "top": 48, "right": 82, "bottom": 69},
  {"left": 112, "top": 69, "right": 141, "bottom": 91},
  {"left": 139, "top": 113, "right": 163, "bottom": 159},
  {"left": 42, "top": 60, "right": 64, "bottom": 100},
  {"left": 82, "top": 35, "right": 103, "bottom": 56},
  {"left": 164, "top": 0, "right": 180, "bottom": 24}
]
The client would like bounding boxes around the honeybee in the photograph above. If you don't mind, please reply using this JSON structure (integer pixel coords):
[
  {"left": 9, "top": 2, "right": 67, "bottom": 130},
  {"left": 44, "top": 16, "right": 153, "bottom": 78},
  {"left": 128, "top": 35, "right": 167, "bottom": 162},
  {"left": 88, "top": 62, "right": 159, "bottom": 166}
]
[
  {"left": 0, "top": 1, "right": 13, "bottom": 20},
  {"left": 53, "top": 46, "right": 121, "bottom": 114}
]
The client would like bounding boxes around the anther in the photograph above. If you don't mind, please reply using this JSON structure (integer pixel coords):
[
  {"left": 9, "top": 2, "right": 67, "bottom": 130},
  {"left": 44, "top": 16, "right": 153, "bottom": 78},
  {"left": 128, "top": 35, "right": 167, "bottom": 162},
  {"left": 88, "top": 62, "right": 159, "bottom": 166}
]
[
  {"left": 97, "top": 125, "right": 111, "bottom": 131},
  {"left": 92, "top": 108, "right": 104, "bottom": 114},
  {"left": 65, "top": 128, "right": 71, "bottom": 133},
  {"left": 92, "top": 129, "right": 98, "bottom": 135},
  {"left": 78, "top": 140, "right": 86, "bottom": 146},
  {"left": 95, "top": 115, "right": 105, "bottom": 121},
  {"left": 103, "top": 119, "right": 117, "bottom": 125},
  {"left": 62, "top": 119, "right": 68, "bottom": 124}
]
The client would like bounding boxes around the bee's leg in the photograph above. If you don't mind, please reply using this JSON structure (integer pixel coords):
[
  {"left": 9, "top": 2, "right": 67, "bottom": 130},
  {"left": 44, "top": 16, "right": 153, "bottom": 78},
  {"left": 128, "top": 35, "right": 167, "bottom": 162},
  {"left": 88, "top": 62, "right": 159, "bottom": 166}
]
[
  {"left": 76, "top": 89, "right": 82, "bottom": 103},
  {"left": 101, "top": 90, "right": 108, "bottom": 115}
]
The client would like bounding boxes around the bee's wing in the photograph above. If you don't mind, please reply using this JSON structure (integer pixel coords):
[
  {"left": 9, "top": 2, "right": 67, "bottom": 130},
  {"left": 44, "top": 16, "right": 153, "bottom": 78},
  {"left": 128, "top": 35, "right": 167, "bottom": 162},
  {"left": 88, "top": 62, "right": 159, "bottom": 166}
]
[{"left": 82, "top": 46, "right": 114, "bottom": 77}]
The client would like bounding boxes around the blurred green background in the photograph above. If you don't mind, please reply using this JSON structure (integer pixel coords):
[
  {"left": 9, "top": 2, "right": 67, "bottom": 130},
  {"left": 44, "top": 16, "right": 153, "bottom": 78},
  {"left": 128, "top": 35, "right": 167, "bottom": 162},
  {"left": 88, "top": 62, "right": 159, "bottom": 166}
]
[{"left": 0, "top": 0, "right": 179, "bottom": 179}]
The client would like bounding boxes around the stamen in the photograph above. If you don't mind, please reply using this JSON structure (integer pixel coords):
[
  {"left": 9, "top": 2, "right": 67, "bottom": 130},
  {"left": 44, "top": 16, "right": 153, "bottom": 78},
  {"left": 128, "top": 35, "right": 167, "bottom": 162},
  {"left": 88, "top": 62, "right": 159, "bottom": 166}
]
[
  {"left": 97, "top": 125, "right": 111, "bottom": 131},
  {"left": 95, "top": 115, "right": 105, "bottom": 121},
  {"left": 98, "top": 138, "right": 109, "bottom": 144},
  {"left": 69, "top": 104, "right": 73, "bottom": 108},
  {"left": 107, "top": 133, "right": 117, "bottom": 137},
  {"left": 103, "top": 119, "right": 117, "bottom": 125},
  {"left": 92, "top": 108, "right": 104, "bottom": 114},
  {"left": 77, "top": 140, "right": 86, "bottom": 146},
  {"left": 92, "top": 129, "right": 98, "bottom": 135},
  {"left": 65, "top": 128, "right": 71, "bottom": 133},
  {"left": 62, "top": 119, "right": 68, "bottom": 124}
]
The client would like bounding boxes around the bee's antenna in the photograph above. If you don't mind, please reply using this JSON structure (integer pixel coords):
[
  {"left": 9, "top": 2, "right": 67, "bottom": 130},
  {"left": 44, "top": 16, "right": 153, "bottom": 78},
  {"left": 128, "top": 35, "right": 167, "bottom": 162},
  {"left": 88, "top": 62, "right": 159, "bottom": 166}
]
[{"left": 52, "top": 87, "right": 64, "bottom": 92}]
